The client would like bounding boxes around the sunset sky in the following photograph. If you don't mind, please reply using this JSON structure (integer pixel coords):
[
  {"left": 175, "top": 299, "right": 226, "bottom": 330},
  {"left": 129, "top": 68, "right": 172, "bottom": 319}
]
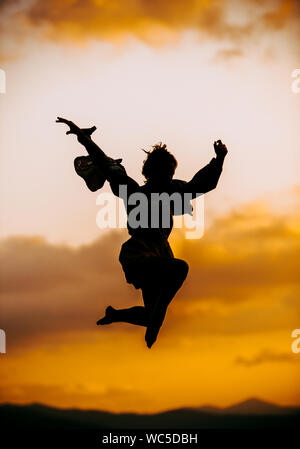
[{"left": 0, "top": 0, "right": 299, "bottom": 413}]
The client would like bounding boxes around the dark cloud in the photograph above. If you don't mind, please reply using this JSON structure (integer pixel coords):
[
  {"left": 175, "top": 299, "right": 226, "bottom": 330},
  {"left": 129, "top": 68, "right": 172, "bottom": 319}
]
[
  {"left": 177, "top": 205, "right": 300, "bottom": 302},
  {"left": 0, "top": 0, "right": 299, "bottom": 59},
  {"left": 1, "top": 194, "right": 300, "bottom": 348},
  {"left": 0, "top": 0, "right": 252, "bottom": 42},
  {"left": 262, "top": 0, "right": 300, "bottom": 30},
  {"left": 0, "top": 231, "right": 136, "bottom": 347},
  {"left": 0, "top": 383, "right": 145, "bottom": 410}
]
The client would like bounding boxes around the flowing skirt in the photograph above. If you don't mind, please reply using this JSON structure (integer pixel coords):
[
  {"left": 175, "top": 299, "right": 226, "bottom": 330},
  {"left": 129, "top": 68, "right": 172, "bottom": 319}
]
[{"left": 119, "top": 233, "right": 174, "bottom": 289}]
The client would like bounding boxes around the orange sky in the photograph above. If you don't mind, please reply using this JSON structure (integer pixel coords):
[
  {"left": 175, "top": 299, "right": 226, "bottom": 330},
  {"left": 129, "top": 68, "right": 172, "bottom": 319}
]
[{"left": 0, "top": 0, "right": 299, "bottom": 412}]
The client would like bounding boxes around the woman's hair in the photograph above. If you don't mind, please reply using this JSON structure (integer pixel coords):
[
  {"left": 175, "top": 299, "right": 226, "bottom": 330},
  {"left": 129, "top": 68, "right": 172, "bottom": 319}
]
[{"left": 142, "top": 142, "right": 177, "bottom": 182}]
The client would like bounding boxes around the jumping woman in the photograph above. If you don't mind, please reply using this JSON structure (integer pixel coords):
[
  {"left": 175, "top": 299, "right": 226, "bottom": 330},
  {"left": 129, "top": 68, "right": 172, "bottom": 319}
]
[{"left": 56, "top": 117, "right": 227, "bottom": 348}]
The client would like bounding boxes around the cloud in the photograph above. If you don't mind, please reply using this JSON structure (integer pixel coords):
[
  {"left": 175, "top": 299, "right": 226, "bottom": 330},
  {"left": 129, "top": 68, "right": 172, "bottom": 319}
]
[
  {"left": 262, "top": 0, "right": 299, "bottom": 30},
  {"left": 1, "top": 191, "right": 300, "bottom": 349},
  {"left": 177, "top": 201, "right": 300, "bottom": 300},
  {"left": 0, "top": 231, "right": 136, "bottom": 347},
  {"left": 0, "top": 0, "right": 299, "bottom": 59},
  {"left": 1, "top": 196, "right": 300, "bottom": 411},
  {"left": 0, "top": 383, "right": 145, "bottom": 410},
  {"left": 214, "top": 47, "right": 244, "bottom": 62},
  {"left": 235, "top": 350, "right": 300, "bottom": 367}
]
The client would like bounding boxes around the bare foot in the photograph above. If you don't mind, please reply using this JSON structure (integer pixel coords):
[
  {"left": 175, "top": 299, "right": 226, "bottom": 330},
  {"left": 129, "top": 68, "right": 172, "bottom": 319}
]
[
  {"left": 145, "top": 302, "right": 167, "bottom": 348},
  {"left": 145, "top": 326, "right": 159, "bottom": 348},
  {"left": 96, "top": 306, "right": 115, "bottom": 325}
]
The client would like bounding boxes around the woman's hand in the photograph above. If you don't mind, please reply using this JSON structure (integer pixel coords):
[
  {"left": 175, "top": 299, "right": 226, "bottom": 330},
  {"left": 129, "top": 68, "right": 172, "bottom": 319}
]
[
  {"left": 56, "top": 117, "right": 97, "bottom": 142},
  {"left": 214, "top": 139, "right": 228, "bottom": 159},
  {"left": 56, "top": 117, "right": 80, "bottom": 135}
]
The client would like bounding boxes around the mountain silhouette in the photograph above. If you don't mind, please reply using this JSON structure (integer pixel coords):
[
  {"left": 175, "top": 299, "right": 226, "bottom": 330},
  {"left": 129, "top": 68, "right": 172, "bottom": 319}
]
[
  {"left": 0, "top": 398, "right": 299, "bottom": 429},
  {"left": 198, "top": 398, "right": 298, "bottom": 415}
]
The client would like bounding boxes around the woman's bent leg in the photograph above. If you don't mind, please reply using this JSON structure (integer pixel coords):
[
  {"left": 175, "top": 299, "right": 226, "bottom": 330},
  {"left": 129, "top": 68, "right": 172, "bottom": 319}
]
[
  {"left": 139, "top": 258, "right": 189, "bottom": 347},
  {"left": 141, "top": 258, "right": 189, "bottom": 306},
  {"left": 97, "top": 257, "right": 189, "bottom": 340},
  {"left": 97, "top": 305, "right": 148, "bottom": 327}
]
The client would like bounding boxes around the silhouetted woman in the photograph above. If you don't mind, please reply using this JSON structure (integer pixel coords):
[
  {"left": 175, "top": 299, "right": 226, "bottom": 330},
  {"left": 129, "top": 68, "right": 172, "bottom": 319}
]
[{"left": 57, "top": 117, "right": 227, "bottom": 348}]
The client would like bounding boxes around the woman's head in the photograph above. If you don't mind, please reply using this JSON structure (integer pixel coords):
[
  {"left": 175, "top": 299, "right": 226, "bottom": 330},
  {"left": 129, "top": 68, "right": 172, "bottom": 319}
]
[{"left": 142, "top": 143, "right": 177, "bottom": 183}]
